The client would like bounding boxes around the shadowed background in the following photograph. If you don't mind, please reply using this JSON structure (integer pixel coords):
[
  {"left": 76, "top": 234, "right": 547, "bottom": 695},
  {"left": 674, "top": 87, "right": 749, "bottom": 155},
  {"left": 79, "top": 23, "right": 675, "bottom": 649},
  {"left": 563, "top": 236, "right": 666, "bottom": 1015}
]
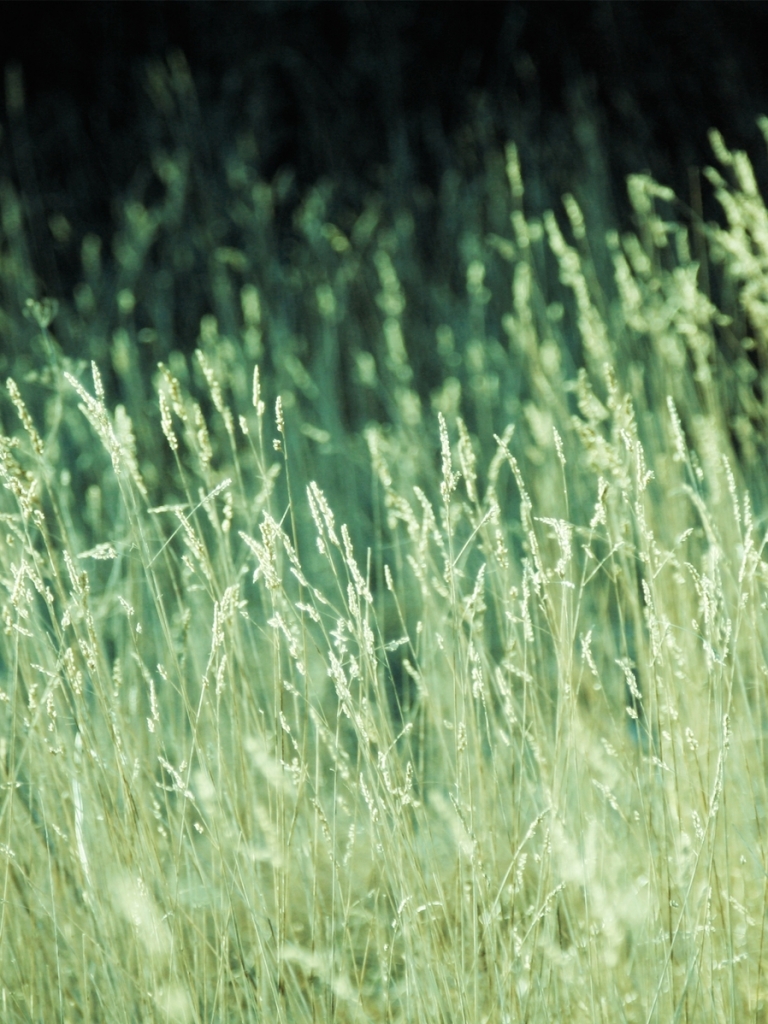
[{"left": 1, "top": 1, "right": 767, "bottom": 432}]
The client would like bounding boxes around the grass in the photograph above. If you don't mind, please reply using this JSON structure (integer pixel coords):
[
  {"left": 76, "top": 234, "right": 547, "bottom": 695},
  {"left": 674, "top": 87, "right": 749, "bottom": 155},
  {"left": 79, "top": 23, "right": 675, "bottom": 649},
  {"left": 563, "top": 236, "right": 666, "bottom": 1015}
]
[{"left": 3, "top": 57, "right": 768, "bottom": 1023}]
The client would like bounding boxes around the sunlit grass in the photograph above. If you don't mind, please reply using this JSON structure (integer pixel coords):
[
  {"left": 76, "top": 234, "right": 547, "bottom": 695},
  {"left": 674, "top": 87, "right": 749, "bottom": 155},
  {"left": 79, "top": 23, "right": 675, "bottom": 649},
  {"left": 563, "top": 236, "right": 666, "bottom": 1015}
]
[{"left": 2, "top": 58, "right": 768, "bottom": 1023}]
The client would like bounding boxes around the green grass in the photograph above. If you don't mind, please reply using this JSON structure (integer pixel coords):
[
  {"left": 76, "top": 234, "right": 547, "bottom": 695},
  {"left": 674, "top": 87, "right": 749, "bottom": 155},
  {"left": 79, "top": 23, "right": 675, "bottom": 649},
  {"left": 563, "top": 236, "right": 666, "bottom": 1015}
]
[{"left": 2, "top": 61, "right": 768, "bottom": 1022}]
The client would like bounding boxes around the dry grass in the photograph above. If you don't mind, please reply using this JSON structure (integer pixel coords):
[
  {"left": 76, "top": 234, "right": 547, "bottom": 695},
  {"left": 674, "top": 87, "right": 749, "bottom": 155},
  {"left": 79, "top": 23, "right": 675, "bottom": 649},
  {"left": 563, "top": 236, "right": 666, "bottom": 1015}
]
[{"left": 2, "top": 79, "right": 768, "bottom": 1022}]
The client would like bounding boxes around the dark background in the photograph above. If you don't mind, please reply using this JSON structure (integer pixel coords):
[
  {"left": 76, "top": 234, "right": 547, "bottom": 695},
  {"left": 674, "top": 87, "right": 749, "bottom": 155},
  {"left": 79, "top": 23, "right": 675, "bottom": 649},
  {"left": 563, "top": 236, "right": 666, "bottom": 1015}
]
[{"left": 1, "top": 0, "right": 768, "bottom": 354}]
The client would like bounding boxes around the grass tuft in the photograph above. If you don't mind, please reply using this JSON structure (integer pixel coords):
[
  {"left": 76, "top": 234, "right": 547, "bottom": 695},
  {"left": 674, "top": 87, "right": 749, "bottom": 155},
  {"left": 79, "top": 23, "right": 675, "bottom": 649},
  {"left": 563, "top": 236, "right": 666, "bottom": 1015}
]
[{"left": 2, "top": 104, "right": 768, "bottom": 1022}]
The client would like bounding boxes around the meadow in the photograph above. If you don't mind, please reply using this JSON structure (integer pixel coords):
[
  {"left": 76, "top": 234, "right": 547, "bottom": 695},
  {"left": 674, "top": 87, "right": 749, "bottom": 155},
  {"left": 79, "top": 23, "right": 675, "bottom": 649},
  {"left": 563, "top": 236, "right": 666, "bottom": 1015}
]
[{"left": 2, "top": 55, "right": 768, "bottom": 1023}]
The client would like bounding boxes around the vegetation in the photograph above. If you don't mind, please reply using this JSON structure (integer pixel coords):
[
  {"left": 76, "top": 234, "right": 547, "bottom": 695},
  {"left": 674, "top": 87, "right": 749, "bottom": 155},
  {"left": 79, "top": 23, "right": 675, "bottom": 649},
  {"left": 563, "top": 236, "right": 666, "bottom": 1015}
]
[{"left": 3, "top": 55, "right": 768, "bottom": 1024}]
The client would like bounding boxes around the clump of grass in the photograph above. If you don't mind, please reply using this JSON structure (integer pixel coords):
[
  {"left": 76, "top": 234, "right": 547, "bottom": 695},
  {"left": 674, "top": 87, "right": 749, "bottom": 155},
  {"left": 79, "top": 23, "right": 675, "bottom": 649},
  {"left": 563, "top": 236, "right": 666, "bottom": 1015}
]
[{"left": 3, "top": 93, "right": 768, "bottom": 1022}]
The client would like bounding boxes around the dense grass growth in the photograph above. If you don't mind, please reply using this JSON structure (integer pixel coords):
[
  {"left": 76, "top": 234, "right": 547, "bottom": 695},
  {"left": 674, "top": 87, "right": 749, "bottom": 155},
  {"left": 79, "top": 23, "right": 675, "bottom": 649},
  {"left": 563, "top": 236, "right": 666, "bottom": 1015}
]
[{"left": 3, "top": 60, "right": 768, "bottom": 1022}]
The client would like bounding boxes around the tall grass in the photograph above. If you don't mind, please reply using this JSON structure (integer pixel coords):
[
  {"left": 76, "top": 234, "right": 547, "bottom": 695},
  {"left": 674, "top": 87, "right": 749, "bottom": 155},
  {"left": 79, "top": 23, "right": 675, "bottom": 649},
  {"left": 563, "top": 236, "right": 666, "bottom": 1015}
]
[{"left": 3, "top": 60, "right": 768, "bottom": 1022}]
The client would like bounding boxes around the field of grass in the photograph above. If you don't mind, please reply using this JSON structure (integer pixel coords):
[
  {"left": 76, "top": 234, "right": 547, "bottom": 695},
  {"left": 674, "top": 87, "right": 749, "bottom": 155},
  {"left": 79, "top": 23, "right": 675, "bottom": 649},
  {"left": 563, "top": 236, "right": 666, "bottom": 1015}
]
[{"left": 3, "top": 57, "right": 768, "bottom": 1024}]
